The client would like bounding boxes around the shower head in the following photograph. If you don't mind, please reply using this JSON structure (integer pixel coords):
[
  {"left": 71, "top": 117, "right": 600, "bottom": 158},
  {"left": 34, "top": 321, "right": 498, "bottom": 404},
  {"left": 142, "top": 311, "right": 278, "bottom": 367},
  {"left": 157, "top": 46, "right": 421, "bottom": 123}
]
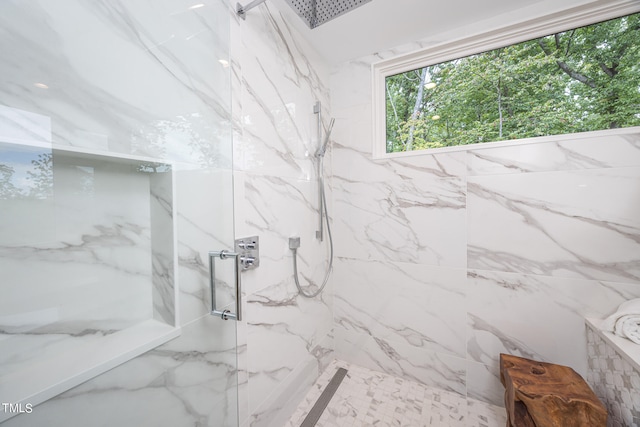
[
  {"left": 315, "top": 117, "right": 335, "bottom": 158},
  {"left": 284, "top": 0, "right": 372, "bottom": 29}
]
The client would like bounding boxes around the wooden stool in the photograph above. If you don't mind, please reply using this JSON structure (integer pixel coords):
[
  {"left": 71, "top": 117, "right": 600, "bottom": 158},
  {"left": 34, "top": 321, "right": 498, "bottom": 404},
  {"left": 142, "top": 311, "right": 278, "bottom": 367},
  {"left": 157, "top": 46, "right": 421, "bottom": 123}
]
[{"left": 499, "top": 354, "right": 607, "bottom": 427}]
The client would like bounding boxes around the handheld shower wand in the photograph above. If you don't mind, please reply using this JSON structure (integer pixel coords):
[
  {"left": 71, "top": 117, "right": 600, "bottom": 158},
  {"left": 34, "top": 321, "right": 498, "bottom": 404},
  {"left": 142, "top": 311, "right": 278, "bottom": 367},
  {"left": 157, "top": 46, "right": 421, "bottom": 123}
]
[
  {"left": 315, "top": 118, "right": 335, "bottom": 158},
  {"left": 290, "top": 102, "right": 335, "bottom": 298}
]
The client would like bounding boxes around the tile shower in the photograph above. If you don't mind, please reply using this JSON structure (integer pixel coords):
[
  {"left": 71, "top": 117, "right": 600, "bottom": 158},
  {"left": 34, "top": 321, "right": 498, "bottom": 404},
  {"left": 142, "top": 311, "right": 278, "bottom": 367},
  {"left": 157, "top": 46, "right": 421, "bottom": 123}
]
[
  {"left": 1, "top": 0, "right": 238, "bottom": 425},
  {"left": 587, "top": 322, "right": 640, "bottom": 426},
  {"left": 331, "top": 32, "right": 640, "bottom": 407},
  {"left": 2, "top": 1, "right": 640, "bottom": 427}
]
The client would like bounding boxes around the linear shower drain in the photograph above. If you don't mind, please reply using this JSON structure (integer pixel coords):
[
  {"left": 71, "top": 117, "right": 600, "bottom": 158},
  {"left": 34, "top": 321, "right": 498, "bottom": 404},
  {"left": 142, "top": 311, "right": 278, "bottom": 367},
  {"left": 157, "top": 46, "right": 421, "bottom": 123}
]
[{"left": 300, "top": 367, "right": 348, "bottom": 427}]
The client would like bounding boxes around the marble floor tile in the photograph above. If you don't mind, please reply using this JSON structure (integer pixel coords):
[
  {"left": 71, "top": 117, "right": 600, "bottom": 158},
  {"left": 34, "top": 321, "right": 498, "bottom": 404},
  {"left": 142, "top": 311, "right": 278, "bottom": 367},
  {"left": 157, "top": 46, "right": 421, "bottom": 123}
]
[{"left": 285, "top": 360, "right": 507, "bottom": 427}]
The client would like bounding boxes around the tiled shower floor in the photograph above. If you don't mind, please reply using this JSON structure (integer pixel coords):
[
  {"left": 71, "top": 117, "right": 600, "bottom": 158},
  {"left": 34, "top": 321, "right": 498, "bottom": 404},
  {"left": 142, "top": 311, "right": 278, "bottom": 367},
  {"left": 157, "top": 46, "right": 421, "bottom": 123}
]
[{"left": 285, "top": 360, "right": 507, "bottom": 427}]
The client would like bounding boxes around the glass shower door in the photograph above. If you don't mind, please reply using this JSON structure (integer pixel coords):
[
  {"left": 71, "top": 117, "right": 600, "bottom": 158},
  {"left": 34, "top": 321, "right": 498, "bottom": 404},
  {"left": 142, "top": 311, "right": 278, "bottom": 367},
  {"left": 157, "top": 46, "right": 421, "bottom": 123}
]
[{"left": 0, "top": 0, "right": 238, "bottom": 426}]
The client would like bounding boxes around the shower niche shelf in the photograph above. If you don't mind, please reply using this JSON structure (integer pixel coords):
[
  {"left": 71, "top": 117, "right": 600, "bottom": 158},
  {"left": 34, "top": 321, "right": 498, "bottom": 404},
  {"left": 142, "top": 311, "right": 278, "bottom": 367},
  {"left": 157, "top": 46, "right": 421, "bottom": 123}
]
[{"left": 0, "top": 141, "right": 180, "bottom": 422}]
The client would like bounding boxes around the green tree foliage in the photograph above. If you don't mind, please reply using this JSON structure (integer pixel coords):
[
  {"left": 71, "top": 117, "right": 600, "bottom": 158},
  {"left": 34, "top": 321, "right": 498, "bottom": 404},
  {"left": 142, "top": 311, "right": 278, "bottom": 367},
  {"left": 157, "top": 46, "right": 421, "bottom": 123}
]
[
  {"left": 0, "top": 164, "right": 22, "bottom": 199},
  {"left": 386, "top": 13, "right": 640, "bottom": 153},
  {"left": 26, "top": 152, "right": 53, "bottom": 199}
]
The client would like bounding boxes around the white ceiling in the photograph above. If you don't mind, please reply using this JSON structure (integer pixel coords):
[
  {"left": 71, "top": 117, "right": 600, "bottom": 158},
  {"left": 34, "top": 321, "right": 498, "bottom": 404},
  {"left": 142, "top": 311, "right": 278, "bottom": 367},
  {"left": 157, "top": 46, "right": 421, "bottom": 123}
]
[{"left": 268, "top": 0, "right": 596, "bottom": 65}]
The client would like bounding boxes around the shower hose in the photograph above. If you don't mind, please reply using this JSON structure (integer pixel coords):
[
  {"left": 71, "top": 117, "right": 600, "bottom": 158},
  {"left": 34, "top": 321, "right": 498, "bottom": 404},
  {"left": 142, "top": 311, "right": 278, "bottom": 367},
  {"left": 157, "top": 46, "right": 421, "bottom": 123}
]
[{"left": 291, "top": 156, "right": 334, "bottom": 298}]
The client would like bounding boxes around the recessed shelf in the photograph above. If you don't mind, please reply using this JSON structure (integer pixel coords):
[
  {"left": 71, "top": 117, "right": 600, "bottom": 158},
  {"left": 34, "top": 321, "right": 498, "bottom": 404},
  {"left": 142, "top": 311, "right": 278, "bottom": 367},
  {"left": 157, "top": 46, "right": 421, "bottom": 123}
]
[{"left": 0, "top": 141, "right": 179, "bottom": 422}]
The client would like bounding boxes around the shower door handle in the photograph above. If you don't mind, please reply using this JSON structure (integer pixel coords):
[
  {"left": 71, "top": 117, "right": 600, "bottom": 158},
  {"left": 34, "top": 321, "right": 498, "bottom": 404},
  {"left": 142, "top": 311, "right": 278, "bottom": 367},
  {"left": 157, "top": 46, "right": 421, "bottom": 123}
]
[{"left": 209, "top": 250, "right": 242, "bottom": 321}]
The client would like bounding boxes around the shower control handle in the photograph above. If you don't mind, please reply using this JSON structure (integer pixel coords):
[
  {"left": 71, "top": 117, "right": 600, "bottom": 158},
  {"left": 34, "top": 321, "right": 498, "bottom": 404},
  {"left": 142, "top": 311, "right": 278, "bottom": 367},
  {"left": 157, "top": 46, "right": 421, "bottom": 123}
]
[
  {"left": 240, "top": 256, "right": 255, "bottom": 268},
  {"left": 235, "top": 236, "right": 259, "bottom": 271},
  {"left": 238, "top": 241, "right": 256, "bottom": 250}
]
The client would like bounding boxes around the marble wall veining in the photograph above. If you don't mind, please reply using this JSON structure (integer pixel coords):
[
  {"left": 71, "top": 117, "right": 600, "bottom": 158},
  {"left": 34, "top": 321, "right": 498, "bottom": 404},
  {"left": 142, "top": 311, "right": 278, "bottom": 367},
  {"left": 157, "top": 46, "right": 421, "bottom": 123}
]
[
  {"left": 230, "top": 1, "right": 335, "bottom": 425},
  {"left": 331, "top": 41, "right": 640, "bottom": 406},
  {"left": 5, "top": 0, "right": 640, "bottom": 426},
  {"left": 2, "top": 0, "right": 333, "bottom": 424},
  {"left": 0, "top": 0, "right": 237, "bottom": 425}
]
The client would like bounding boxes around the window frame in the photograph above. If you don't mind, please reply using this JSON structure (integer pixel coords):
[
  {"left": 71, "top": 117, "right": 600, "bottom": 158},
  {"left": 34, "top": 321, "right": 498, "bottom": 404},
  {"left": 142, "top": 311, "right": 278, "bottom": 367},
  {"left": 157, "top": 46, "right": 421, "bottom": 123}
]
[{"left": 372, "top": 0, "right": 640, "bottom": 159}]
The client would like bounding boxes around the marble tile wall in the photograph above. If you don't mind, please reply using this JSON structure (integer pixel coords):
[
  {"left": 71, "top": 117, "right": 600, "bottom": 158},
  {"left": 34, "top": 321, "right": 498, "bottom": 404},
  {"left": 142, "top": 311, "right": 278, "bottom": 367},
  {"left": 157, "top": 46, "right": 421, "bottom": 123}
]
[
  {"left": 229, "top": 1, "right": 335, "bottom": 425},
  {"left": 6, "top": 1, "right": 639, "bottom": 427},
  {"left": 1, "top": 315, "right": 239, "bottom": 427},
  {"left": 331, "top": 39, "right": 640, "bottom": 407},
  {"left": 2, "top": 0, "right": 335, "bottom": 425},
  {"left": 1, "top": 0, "right": 238, "bottom": 425},
  {"left": 0, "top": 150, "right": 155, "bottom": 334},
  {"left": 0, "top": 152, "right": 173, "bottom": 407}
]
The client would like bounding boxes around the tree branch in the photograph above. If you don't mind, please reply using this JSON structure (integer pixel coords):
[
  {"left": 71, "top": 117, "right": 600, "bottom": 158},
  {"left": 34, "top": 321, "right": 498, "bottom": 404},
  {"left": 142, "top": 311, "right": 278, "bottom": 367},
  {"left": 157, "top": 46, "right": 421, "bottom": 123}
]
[
  {"left": 406, "top": 67, "right": 428, "bottom": 151},
  {"left": 537, "top": 38, "right": 596, "bottom": 88},
  {"left": 565, "top": 30, "right": 576, "bottom": 56},
  {"left": 556, "top": 61, "right": 597, "bottom": 88},
  {"left": 385, "top": 80, "right": 402, "bottom": 136},
  {"left": 537, "top": 38, "right": 552, "bottom": 56},
  {"left": 599, "top": 63, "right": 617, "bottom": 78}
]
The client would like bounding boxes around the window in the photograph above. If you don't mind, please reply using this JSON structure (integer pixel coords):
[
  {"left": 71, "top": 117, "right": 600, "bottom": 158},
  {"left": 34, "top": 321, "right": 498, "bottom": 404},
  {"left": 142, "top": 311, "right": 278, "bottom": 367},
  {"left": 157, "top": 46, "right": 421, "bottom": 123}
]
[{"left": 373, "top": 3, "right": 640, "bottom": 156}]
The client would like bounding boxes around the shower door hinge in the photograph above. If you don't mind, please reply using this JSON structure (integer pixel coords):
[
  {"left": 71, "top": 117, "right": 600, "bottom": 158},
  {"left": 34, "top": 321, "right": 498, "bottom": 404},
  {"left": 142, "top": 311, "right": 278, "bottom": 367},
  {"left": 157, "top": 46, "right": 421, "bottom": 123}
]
[{"left": 235, "top": 236, "right": 259, "bottom": 271}]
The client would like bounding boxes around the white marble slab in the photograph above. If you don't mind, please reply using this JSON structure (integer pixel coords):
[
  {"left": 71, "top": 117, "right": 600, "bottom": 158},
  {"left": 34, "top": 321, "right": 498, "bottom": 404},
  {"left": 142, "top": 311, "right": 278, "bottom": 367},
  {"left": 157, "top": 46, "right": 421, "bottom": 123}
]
[
  {"left": 229, "top": 0, "right": 336, "bottom": 424},
  {"left": 0, "top": 320, "right": 180, "bottom": 424},
  {"left": 467, "top": 130, "right": 640, "bottom": 176},
  {"left": 468, "top": 167, "right": 640, "bottom": 283},
  {"left": 232, "top": 2, "right": 329, "bottom": 180},
  {"left": 175, "top": 169, "right": 235, "bottom": 325},
  {"left": 245, "top": 277, "right": 332, "bottom": 415},
  {"left": 248, "top": 353, "right": 324, "bottom": 427},
  {"left": 150, "top": 169, "right": 176, "bottom": 325},
  {"left": 0, "top": 147, "right": 178, "bottom": 399},
  {"left": 234, "top": 171, "right": 332, "bottom": 296},
  {"left": 0, "top": 0, "right": 232, "bottom": 422},
  {"left": 334, "top": 258, "right": 466, "bottom": 358},
  {"left": 466, "top": 270, "right": 640, "bottom": 386},
  {"left": 335, "top": 326, "right": 467, "bottom": 396},
  {"left": 0, "top": 315, "right": 236, "bottom": 427},
  {"left": 332, "top": 157, "right": 466, "bottom": 266},
  {"left": 466, "top": 360, "right": 505, "bottom": 407},
  {"left": 327, "top": 0, "right": 640, "bottom": 417},
  {"left": 1, "top": 0, "right": 231, "bottom": 163}
]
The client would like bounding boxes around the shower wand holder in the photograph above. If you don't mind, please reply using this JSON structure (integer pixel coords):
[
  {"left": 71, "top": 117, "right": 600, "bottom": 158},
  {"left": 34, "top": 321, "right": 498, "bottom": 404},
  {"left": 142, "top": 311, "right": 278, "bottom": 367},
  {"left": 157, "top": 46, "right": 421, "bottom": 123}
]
[{"left": 289, "top": 236, "right": 300, "bottom": 250}]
